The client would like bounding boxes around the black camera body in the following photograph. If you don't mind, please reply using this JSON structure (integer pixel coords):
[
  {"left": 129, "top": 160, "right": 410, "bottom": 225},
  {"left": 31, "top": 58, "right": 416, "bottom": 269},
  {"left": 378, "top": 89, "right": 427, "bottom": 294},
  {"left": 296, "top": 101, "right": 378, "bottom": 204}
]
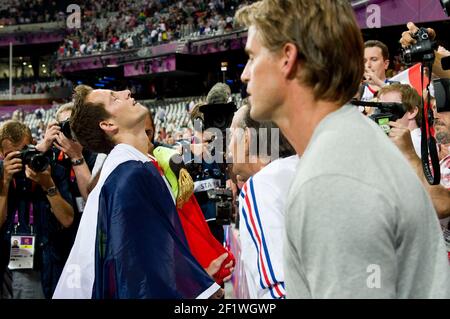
[
  {"left": 58, "top": 119, "right": 72, "bottom": 139},
  {"left": 351, "top": 100, "right": 406, "bottom": 134},
  {"left": 207, "top": 188, "right": 233, "bottom": 225},
  {"left": 434, "top": 78, "right": 450, "bottom": 113},
  {"left": 197, "top": 102, "right": 237, "bottom": 159},
  {"left": 199, "top": 102, "right": 237, "bottom": 133},
  {"left": 19, "top": 144, "right": 51, "bottom": 172},
  {"left": 402, "top": 27, "right": 438, "bottom": 65},
  {"left": 369, "top": 113, "right": 399, "bottom": 134}
]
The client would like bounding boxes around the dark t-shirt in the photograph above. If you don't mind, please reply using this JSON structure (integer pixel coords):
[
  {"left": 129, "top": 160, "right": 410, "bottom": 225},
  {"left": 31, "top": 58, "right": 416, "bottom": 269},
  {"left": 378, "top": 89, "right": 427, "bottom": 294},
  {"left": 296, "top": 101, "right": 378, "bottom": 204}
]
[{"left": 53, "top": 148, "right": 97, "bottom": 214}]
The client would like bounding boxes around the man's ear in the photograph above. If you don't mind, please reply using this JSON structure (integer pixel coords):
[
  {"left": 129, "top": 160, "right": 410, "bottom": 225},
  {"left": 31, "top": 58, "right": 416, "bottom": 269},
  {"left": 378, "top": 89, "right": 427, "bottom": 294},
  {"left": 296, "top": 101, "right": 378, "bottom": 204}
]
[
  {"left": 384, "top": 59, "right": 390, "bottom": 70},
  {"left": 281, "top": 43, "right": 299, "bottom": 79},
  {"left": 407, "top": 107, "right": 419, "bottom": 120},
  {"left": 99, "top": 120, "right": 118, "bottom": 136}
]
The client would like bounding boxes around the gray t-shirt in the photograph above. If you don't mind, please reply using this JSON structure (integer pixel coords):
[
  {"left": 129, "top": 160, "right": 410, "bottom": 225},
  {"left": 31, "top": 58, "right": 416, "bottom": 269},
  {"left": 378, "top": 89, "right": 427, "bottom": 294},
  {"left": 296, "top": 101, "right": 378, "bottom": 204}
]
[{"left": 285, "top": 104, "right": 450, "bottom": 298}]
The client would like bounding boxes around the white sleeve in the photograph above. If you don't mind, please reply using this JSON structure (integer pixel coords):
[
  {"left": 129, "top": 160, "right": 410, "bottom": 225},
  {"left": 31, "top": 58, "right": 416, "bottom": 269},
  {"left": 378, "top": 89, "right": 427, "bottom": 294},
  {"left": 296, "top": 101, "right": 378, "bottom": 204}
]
[{"left": 240, "top": 177, "right": 286, "bottom": 299}]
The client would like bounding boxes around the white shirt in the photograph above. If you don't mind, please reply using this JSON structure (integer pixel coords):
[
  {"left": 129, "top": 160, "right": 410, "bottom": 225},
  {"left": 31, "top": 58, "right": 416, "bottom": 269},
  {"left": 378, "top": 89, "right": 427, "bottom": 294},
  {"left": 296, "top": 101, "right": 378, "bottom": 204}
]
[
  {"left": 239, "top": 156, "right": 299, "bottom": 299},
  {"left": 410, "top": 128, "right": 422, "bottom": 158}
]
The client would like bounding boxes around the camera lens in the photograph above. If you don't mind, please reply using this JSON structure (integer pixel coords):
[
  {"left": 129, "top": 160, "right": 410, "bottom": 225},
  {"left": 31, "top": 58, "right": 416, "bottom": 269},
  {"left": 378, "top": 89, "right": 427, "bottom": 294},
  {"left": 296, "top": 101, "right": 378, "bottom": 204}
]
[
  {"left": 60, "top": 120, "right": 72, "bottom": 139},
  {"left": 30, "top": 154, "right": 50, "bottom": 172}
]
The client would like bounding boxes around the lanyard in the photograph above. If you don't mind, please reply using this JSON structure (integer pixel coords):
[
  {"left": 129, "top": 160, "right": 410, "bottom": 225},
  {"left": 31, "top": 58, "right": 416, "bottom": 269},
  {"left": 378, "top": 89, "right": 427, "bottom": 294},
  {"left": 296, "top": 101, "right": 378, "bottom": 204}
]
[
  {"left": 12, "top": 177, "right": 37, "bottom": 234},
  {"left": 58, "top": 151, "right": 76, "bottom": 183},
  {"left": 13, "top": 201, "right": 34, "bottom": 234}
]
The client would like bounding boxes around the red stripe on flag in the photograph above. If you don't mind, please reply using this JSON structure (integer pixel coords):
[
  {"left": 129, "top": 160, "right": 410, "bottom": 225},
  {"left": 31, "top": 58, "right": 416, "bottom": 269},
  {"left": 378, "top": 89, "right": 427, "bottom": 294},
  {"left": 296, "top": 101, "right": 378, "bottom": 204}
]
[{"left": 408, "top": 63, "right": 428, "bottom": 97}]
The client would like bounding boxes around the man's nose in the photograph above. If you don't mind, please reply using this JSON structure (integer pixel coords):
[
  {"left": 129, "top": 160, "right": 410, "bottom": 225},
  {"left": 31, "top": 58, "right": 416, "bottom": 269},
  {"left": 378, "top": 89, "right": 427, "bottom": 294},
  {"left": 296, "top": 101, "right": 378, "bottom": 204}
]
[
  {"left": 433, "top": 107, "right": 439, "bottom": 119},
  {"left": 241, "top": 63, "right": 250, "bottom": 84},
  {"left": 120, "top": 90, "right": 131, "bottom": 99}
]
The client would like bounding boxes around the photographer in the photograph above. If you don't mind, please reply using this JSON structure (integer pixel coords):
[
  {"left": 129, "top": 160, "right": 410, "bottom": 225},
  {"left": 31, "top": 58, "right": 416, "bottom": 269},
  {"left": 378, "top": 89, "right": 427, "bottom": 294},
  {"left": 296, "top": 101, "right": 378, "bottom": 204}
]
[
  {"left": 395, "top": 23, "right": 450, "bottom": 215},
  {"left": 400, "top": 22, "right": 450, "bottom": 79},
  {"left": 0, "top": 120, "right": 74, "bottom": 299},
  {"left": 36, "top": 103, "right": 97, "bottom": 205},
  {"left": 187, "top": 84, "right": 235, "bottom": 245},
  {"left": 378, "top": 83, "right": 423, "bottom": 157},
  {"left": 188, "top": 103, "right": 227, "bottom": 244}
]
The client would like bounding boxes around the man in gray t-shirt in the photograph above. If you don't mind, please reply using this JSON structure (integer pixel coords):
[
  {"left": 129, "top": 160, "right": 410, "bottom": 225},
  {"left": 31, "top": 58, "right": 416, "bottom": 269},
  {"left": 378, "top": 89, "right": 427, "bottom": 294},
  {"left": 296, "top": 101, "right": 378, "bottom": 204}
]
[
  {"left": 285, "top": 105, "right": 450, "bottom": 298},
  {"left": 235, "top": 0, "right": 450, "bottom": 298}
]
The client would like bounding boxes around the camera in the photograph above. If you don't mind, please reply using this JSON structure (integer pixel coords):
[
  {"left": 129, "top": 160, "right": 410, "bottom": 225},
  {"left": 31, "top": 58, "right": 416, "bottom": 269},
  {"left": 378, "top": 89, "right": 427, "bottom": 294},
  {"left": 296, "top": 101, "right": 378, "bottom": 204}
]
[
  {"left": 199, "top": 102, "right": 237, "bottom": 133},
  {"left": 402, "top": 27, "right": 438, "bottom": 65},
  {"left": 18, "top": 144, "right": 51, "bottom": 172},
  {"left": 207, "top": 188, "right": 233, "bottom": 225},
  {"left": 434, "top": 78, "right": 450, "bottom": 113},
  {"left": 198, "top": 102, "right": 237, "bottom": 159},
  {"left": 58, "top": 119, "right": 72, "bottom": 139},
  {"left": 350, "top": 100, "right": 406, "bottom": 134}
]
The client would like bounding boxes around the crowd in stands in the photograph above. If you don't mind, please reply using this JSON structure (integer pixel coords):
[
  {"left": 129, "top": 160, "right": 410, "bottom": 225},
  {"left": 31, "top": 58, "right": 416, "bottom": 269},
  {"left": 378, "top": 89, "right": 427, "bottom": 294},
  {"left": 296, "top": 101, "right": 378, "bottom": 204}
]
[
  {"left": 58, "top": 0, "right": 254, "bottom": 57},
  {"left": 0, "top": 0, "right": 64, "bottom": 26},
  {"left": 0, "top": 79, "right": 72, "bottom": 96},
  {"left": 145, "top": 92, "right": 243, "bottom": 145}
]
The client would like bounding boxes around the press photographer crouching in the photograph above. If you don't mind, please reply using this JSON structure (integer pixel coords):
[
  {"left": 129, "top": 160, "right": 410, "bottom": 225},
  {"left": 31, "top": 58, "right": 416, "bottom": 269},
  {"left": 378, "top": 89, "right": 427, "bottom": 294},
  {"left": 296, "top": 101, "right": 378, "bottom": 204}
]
[{"left": 0, "top": 120, "right": 74, "bottom": 299}]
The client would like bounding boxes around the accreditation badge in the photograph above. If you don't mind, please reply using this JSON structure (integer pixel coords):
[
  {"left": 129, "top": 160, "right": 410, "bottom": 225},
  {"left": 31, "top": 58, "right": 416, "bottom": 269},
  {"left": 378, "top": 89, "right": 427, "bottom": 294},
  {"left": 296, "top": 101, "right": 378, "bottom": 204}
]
[{"left": 8, "top": 235, "right": 36, "bottom": 270}]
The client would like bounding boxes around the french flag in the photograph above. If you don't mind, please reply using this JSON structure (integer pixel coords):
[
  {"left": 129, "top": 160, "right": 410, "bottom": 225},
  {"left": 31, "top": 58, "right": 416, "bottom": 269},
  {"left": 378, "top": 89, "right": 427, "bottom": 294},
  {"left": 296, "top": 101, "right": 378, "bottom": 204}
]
[{"left": 390, "top": 63, "right": 430, "bottom": 96}]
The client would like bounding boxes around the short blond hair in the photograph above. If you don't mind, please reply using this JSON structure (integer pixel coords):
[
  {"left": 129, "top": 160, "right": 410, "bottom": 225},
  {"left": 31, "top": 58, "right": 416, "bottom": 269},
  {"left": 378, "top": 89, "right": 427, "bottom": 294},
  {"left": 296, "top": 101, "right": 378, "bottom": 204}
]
[
  {"left": 235, "top": 0, "right": 364, "bottom": 105},
  {"left": 56, "top": 102, "right": 74, "bottom": 122}
]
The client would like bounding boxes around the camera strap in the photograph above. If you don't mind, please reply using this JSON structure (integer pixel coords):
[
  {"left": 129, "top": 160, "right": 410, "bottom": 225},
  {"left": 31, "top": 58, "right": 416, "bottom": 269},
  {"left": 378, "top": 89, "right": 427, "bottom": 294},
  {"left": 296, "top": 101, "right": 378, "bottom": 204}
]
[
  {"left": 58, "top": 151, "right": 76, "bottom": 183},
  {"left": 420, "top": 63, "right": 441, "bottom": 185}
]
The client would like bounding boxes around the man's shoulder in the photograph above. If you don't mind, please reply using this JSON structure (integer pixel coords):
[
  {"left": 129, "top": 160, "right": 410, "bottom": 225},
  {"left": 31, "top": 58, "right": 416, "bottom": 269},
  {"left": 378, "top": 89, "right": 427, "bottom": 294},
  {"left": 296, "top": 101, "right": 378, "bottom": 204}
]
[
  {"left": 252, "top": 156, "right": 299, "bottom": 188},
  {"left": 295, "top": 105, "right": 420, "bottom": 195},
  {"left": 107, "top": 160, "right": 158, "bottom": 181},
  {"left": 100, "top": 160, "right": 161, "bottom": 201}
]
